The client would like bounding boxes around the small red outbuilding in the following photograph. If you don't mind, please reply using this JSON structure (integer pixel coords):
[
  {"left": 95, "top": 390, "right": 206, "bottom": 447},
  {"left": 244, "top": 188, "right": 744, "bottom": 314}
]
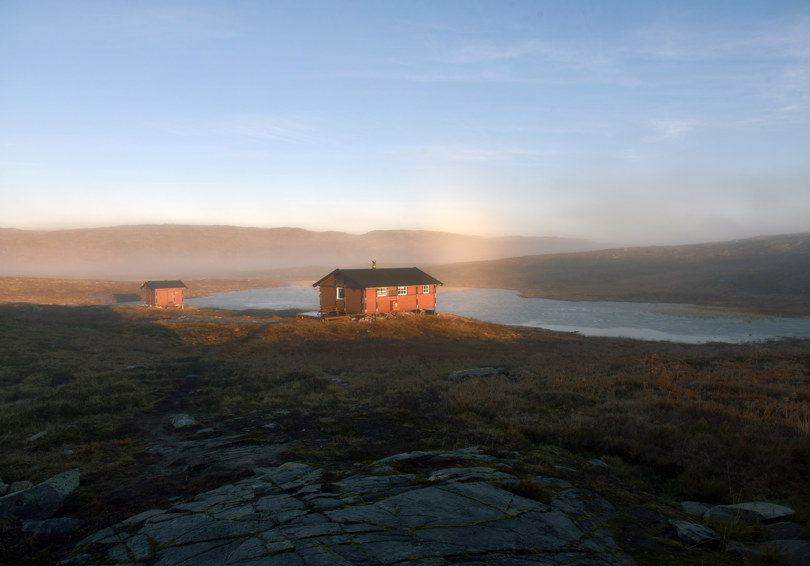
[
  {"left": 140, "top": 280, "right": 187, "bottom": 308},
  {"left": 313, "top": 267, "right": 443, "bottom": 317}
]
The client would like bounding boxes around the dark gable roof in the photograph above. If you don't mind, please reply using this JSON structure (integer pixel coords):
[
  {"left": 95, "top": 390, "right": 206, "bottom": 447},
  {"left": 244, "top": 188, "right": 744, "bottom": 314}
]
[
  {"left": 140, "top": 280, "right": 187, "bottom": 290},
  {"left": 313, "top": 268, "right": 443, "bottom": 289}
]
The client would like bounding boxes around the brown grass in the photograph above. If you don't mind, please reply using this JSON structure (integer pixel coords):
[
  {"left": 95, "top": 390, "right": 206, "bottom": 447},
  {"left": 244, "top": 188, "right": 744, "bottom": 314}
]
[
  {"left": 181, "top": 312, "right": 810, "bottom": 506},
  {"left": 0, "top": 276, "right": 284, "bottom": 305}
]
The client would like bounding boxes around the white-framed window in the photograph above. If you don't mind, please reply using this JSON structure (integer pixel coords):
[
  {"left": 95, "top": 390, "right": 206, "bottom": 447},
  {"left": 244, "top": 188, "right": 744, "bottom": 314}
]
[
  {"left": 397, "top": 286, "right": 407, "bottom": 295},
  {"left": 336, "top": 286, "right": 345, "bottom": 300},
  {"left": 422, "top": 285, "right": 430, "bottom": 294},
  {"left": 377, "top": 287, "right": 387, "bottom": 297}
]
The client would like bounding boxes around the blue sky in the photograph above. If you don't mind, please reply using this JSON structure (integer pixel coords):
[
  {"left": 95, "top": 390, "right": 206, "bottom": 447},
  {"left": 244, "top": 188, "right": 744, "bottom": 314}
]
[{"left": 1, "top": 1, "right": 808, "bottom": 245}]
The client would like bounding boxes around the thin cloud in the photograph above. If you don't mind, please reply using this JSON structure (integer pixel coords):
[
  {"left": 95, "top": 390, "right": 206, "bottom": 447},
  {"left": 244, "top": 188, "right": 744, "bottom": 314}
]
[
  {"left": 782, "top": 66, "right": 810, "bottom": 99},
  {"left": 763, "top": 14, "right": 810, "bottom": 60},
  {"left": 402, "top": 68, "right": 515, "bottom": 83},
  {"left": 214, "top": 116, "right": 321, "bottom": 144},
  {"left": 149, "top": 115, "right": 325, "bottom": 146},
  {"left": 441, "top": 41, "right": 541, "bottom": 64},
  {"left": 419, "top": 145, "right": 543, "bottom": 162},
  {"left": 628, "top": 16, "right": 807, "bottom": 62},
  {"left": 628, "top": 16, "right": 810, "bottom": 128},
  {"left": 631, "top": 27, "right": 746, "bottom": 61},
  {"left": 97, "top": 4, "right": 236, "bottom": 44},
  {"left": 645, "top": 118, "right": 700, "bottom": 142},
  {"left": 430, "top": 38, "right": 628, "bottom": 88},
  {"left": 439, "top": 38, "right": 613, "bottom": 71}
]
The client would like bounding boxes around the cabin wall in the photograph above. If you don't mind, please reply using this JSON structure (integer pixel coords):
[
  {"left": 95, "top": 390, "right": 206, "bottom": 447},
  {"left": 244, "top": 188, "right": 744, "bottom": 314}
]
[
  {"left": 318, "top": 274, "right": 363, "bottom": 314},
  {"left": 318, "top": 274, "right": 337, "bottom": 311},
  {"left": 315, "top": 276, "right": 438, "bottom": 316},
  {"left": 144, "top": 287, "right": 184, "bottom": 307},
  {"left": 345, "top": 288, "right": 364, "bottom": 313},
  {"left": 363, "top": 288, "right": 376, "bottom": 314},
  {"left": 368, "top": 285, "right": 436, "bottom": 313},
  {"left": 418, "top": 285, "right": 437, "bottom": 310},
  {"left": 155, "top": 288, "right": 183, "bottom": 307}
]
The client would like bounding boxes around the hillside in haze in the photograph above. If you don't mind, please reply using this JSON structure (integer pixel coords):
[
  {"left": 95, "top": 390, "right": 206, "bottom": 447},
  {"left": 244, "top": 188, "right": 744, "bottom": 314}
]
[
  {"left": 3, "top": 226, "right": 807, "bottom": 316},
  {"left": 0, "top": 225, "right": 602, "bottom": 280},
  {"left": 432, "top": 233, "right": 810, "bottom": 315}
]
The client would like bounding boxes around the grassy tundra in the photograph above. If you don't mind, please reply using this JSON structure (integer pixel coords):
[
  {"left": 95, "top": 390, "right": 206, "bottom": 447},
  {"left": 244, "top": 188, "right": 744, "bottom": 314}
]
[{"left": 1, "top": 302, "right": 809, "bottom": 565}]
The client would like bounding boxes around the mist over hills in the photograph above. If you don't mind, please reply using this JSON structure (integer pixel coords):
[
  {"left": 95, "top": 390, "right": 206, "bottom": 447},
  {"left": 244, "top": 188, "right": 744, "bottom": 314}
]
[
  {"left": 431, "top": 232, "right": 810, "bottom": 315},
  {"left": 0, "top": 225, "right": 603, "bottom": 280},
  {"left": 1, "top": 226, "right": 808, "bottom": 315}
]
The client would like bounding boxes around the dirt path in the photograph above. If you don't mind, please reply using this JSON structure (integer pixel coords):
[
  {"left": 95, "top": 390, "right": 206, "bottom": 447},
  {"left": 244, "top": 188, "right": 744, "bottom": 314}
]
[{"left": 120, "top": 356, "right": 297, "bottom": 507}]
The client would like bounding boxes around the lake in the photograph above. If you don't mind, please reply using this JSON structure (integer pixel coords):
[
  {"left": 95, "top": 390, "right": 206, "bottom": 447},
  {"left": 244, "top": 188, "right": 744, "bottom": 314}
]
[{"left": 187, "top": 286, "right": 810, "bottom": 344}]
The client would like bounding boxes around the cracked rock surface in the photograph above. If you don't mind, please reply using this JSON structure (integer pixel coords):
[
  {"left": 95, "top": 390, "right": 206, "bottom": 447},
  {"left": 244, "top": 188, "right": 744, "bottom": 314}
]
[{"left": 67, "top": 448, "right": 633, "bottom": 565}]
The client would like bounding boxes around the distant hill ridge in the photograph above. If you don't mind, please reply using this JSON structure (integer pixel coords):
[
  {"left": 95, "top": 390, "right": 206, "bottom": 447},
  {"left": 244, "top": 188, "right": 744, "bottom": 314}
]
[{"left": 0, "top": 225, "right": 602, "bottom": 279}]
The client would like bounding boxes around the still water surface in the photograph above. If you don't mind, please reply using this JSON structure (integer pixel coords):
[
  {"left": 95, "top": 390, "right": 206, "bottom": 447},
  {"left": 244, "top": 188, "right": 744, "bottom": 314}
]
[{"left": 187, "top": 286, "right": 810, "bottom": 344}]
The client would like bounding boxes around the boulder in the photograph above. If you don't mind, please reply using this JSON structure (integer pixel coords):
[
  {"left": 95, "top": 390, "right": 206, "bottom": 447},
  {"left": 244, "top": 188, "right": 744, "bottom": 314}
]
[
  {"left": 681, "top": 500, "right": 714, "bottom": 516},
  {"left": 705, "top": 501, "right": 795, "bottom": 524},
  {"left": 27, "top": 431, "right": 48, "bottom": 442},
  {"left": 0, "top": 469, "right": 80, "bottom": 521},
  {"left": 170, "top": 414, "right": 196, "bottom": 428},
  {"left": 766, "top": 521, "right": 802, "bottom": 540},
  {"left": 8, "top": 480, "right": 34, "bottom": 493},
  {"left": 730, "top": 502, "right": 795, "bottom": 522},
  {"left": 726, "top": 540, "right": 760, "bottom": 557},
  {"left": 669, "top": 519, "right": 720, "bottom": 547}
]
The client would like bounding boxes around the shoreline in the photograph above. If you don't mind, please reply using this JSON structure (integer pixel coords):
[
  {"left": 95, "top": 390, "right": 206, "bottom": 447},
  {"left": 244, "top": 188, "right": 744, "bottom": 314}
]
[{"left": 1, "top": 275, "right": 808, "bottom": 318}]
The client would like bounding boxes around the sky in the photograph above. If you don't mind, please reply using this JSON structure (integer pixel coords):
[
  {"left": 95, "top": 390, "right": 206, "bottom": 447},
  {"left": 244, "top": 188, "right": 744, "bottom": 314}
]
[{"left": 1, "top": 1, "right": 809, "bottom": 245}]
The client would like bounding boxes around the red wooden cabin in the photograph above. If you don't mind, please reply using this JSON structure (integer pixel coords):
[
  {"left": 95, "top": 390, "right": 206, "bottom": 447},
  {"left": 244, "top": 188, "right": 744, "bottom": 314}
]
[
  {"left": 140, "top": 280, "right": 187, "bottom": 308},
  {"left": 313, "top": 267, "right": 443, "bottom": 317}
]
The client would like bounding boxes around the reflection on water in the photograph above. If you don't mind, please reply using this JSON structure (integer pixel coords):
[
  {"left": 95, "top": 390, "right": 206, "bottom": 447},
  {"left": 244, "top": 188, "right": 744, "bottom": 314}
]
[
  {"left": 438, "top": 288, "right": 810, "bottom": 344},
  {"left": 187, "top": 286, "right": 810, "bottom": 344},
  {"left": 188, "top": 286, "right": 320, "bottom": 311}
]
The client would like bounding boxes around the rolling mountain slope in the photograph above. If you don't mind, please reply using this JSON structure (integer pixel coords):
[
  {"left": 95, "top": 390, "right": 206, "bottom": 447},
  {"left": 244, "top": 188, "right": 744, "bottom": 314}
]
[{"left": 432, "top": 233, "right": 810, "bottom": 315}]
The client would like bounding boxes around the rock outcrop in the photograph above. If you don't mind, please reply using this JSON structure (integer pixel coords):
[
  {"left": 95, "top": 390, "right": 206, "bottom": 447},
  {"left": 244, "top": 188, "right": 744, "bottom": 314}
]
[
  {"left": 446, "top": 367, "right": 515, "bottom": 383},
  {"left": 69, "top": 448, "right": 633, "bottom": 565},
  {"left": 57, "top": 445, "right": 810, "bottom": 566}
]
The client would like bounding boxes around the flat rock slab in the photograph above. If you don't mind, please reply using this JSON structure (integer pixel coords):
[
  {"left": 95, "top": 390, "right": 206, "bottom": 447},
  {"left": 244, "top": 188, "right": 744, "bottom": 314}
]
[
  {"left": 21, "top": 517, "right": 85, "bottom": 538},
  {"left": 68, "top": 448, "right": 634, "bottom": 565}
]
